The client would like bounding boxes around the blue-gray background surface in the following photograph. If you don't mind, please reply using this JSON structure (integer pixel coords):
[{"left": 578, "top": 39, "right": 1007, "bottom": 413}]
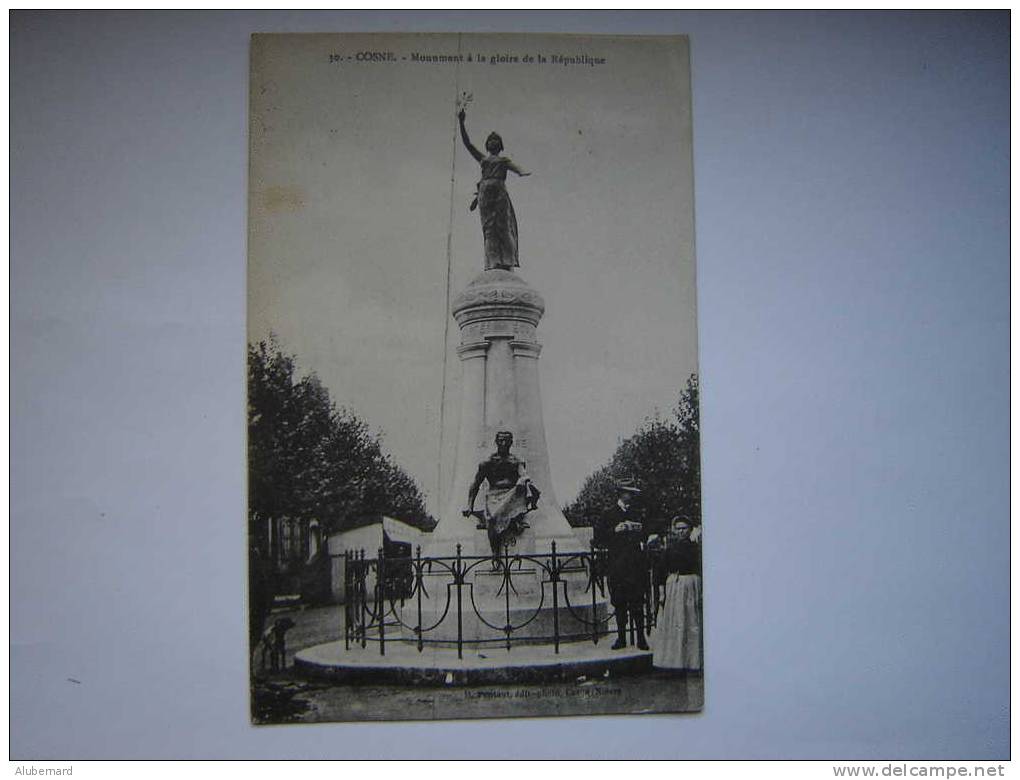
[{"left": 10, "top": 11, "right": 1009, "bottom": 759}]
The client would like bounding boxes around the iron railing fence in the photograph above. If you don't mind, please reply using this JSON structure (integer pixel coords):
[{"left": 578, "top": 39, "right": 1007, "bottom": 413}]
[{"left": 341, "top": 542, "right": 665, "bottom": 659}]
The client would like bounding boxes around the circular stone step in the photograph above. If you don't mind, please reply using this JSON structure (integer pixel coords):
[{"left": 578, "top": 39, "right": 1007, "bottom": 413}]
[{"left": 294, "top": 639, "right": 653, "bottom": 686}]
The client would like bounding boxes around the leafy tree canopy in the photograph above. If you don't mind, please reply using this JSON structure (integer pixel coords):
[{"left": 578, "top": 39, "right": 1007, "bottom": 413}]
[
  {"left": 563, "top": 374, "right": 700, "bottom": 533},
  {"left": 248, "top": 337, "right": 434, "bottom": 534}
]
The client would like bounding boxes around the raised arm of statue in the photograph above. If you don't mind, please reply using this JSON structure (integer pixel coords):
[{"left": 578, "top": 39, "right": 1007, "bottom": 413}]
[
  {"left": 458, "top": 106, "right": 525, "bottom": 271},
  {"left": 458, "top": 110, "right": 483, "bottom": 163}
]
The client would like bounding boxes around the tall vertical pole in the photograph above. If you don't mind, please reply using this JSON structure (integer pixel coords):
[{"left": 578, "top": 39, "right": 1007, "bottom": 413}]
[
  {"left": 343, "top": 550, "right": 350, "bottom": 651},
  {"left": 437, "top": 34, "right": 465, "bottom": 507},
  {"left": 415, "top": 545, "right": 424, "bottom": 653},
  {"left": 377, "top": 546, "right": 386, "bottom": 657},
  {"left": 504, "top": 546, "right": 512, "bottom": 652},
  {"left": 590, "top": 542, "right": 599, "bottom": 646},
  {"left": 551, "top": 540, "right": 560, "bottom": 655},
  {"left": 455, "top": 543, "right": 464, "bottom": 660},
  {"left": 359, "top": 550, "right": 367, "bottom": 649}
]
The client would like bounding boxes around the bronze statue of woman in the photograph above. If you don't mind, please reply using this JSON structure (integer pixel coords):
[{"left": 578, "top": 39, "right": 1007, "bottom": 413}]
[{"left": 458, "top": 107, "right": 531, "bottom": 271}]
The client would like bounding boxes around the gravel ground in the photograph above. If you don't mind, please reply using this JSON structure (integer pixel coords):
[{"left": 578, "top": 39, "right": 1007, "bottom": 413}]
[{"left": 252, "top": 603, "right": 702, "bottom": 725}]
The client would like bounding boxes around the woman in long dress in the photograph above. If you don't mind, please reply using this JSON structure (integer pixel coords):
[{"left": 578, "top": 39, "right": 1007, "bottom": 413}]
[
  {"left": 653, "top": 517, "right": 703, "bottom": 671},
  {"left": 458, "top": 108, "right": 531, "bottom": 270}
]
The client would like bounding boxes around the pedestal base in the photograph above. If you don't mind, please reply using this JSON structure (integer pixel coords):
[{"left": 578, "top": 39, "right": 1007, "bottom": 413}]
[
  {"left": 396, "top": 559, "right": 609, "bottom": 648},
  {"left": 294, "top": 640, "right": 652, "bottom": 686},
  {"left": 437, "top": 269, "right": 581, "bottom": 549}
]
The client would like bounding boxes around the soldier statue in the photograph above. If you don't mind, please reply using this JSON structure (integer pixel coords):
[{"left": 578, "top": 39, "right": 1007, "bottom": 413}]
[{"left": 463, "top": 431, "right": 540, "bottom": 562}]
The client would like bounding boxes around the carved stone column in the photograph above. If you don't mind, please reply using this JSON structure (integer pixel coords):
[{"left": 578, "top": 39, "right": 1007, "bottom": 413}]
[{"left": 432, "top": 269, "right": 581, "bottom": 555}]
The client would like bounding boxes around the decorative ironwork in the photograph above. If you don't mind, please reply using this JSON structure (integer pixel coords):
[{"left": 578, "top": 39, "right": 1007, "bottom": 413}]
[{"left": 341, "top": 542, "right": 660, "bottom": 657}]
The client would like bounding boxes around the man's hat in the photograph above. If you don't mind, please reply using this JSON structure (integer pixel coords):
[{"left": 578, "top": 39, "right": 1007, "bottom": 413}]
[
  {"left": 613, "top": 479, "right": 642, "bottom": 494},
  {"left": 671, "top": 514, "right": 701, "bottom": 526}
]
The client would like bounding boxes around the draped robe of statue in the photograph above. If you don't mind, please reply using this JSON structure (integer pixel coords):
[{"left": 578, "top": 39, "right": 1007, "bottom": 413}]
[
  {"left": 474, "top": 157, "right": 520, "bottom": 270},
  {"left": 458, "top": 112, "right": 528, "bottom": 271},
  {"left": 468, "top": 452, "right": 536, "bottom": 553}
]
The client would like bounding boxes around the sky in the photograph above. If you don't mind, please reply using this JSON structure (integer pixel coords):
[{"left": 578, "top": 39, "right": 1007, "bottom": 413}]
[{"left": 248, "top": 32, "right": 698, "bottom": 516}]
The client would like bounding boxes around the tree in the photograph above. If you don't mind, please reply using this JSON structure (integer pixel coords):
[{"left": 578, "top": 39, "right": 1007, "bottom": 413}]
[
  {"left": 247, "top": 336, "right": 433, "bottom": 536},
  {"left": 247, "top": 337, "right": 433, "bottom": 653},
  {"left": 563, "top": 374, "right": 701, "bottom": 532}
]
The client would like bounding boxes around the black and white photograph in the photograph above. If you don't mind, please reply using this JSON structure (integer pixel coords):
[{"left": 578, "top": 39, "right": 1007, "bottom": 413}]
[
  {"left": 11, "top": 10, "right": 1008, "bottom": 763},
  {"left": 247, "top": 32, "right": 702, "bottom": 723}
]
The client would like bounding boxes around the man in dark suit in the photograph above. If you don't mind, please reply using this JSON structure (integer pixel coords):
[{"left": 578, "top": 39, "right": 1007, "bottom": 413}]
[{"left": 593, "top": 480, "right": 650, "bottom": 650}]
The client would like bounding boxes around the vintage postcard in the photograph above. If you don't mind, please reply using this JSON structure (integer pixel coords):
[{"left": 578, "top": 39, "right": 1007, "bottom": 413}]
[{"left": 248, "top": 32, "right": 702, "bottom": 724}]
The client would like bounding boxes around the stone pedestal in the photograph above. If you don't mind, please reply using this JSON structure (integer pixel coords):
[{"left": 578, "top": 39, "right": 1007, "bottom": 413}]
[
  {"left": 402, "top": 564, "right": 604, "bottom": 647},
  {"left": 297, "top": 269, "right": 619, "bottom": 675},
  {"left": 404, "top": 269, "right": 603, "bottom": 651},
  {"left": 430, "top": 269, "right": 584, "bottom": 556}
]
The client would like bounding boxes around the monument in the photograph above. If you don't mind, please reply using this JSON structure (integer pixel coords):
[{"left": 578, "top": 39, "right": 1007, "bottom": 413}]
[
  {"left": 254, "top": 33, "right": 701, "bottom": 718},
  {"left": 296, "top": 99, "right": 649, "bottom": 676},
  {"left": 428, "top": 107, "right": 586, "bottom": 560},
  {"left": 398, "top": 106, "right": 598, "bottom": 647}
]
